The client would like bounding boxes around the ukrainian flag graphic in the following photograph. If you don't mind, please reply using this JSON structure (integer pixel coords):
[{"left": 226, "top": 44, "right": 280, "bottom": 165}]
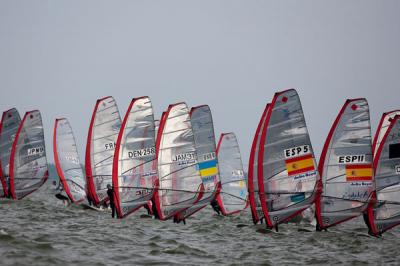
[
  {"left": 198, "top": 159, "right": 218, "bottom": 177},
  {"left": 285, "top": 154, "right": 315, "bottom": 176},
  {"left": 345, "top": 164, "right": 373, "bottom": 182}
]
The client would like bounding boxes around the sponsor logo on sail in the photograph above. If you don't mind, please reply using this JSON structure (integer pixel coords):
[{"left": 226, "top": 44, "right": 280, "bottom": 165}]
[
  {"left": 285, "top": 154, "right": 315, "bottom": 176},
  {"left": 345, "top": 164, "right": 373, "bottom": 182},
  {"left": 343, "top": 190, "right": 369, "bottom": 200},
  {"left": 142, "top": 170, "right": 157, "bottom": 177},
  {"left": 338, "top": 154, "right": 366, "bottom": 164},
  {"left": 232, "top": 169, "right": 244, "bottom": 178},
  {"left": 284, "top": 145, "right": 311, "bottom": 158},
  {"left": 201, "top": 175, "right": 216, "bottom": 184},
  {"left": 128, "top": 147, "right": 155, "bottom": 158},
  {"left": 65, "top": 156, "right": 80, "bottom": 164},
  {"left": 290, "top": 192, "right": 306, "bottom": 203},
  {"left": 27, "top": 146, "right": 45, "bottom": 156}
]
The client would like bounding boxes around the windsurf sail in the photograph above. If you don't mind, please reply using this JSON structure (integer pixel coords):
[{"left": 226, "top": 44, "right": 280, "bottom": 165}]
[
  {"left": 85, "top": 96, "right": 121, "bottom": 206},
  {"left": 176, "top": 105, "right": 219, "bottom": 220},
  {"left": 372, "top": 110, "right": 400, "bottom": 157},
  {"left": 0, "top": 108, "right": 21, "bottom": 197},
  {"left": 315, "top": 98, "right": 373, "bottom": 229},
  {"left": 257, "top": 89, "right": 319, "bottom": 228},
  {"left": 153, "top": 102, "right": 204, "bottom": 220},
  {"left": 9, "top": 110, "right": 48, "bottom": 200},
  {"left": 112, "top": 96, "right": 157, "bottom": 218},
  {"left": 53, "top": 118, "right": 87, "bottom": 204},
  {"left": 248, "top": 104, "right": 269, "bottom": 224},
  {"left": 367, "top": 115, "right": 400, "bottom": 235},
  {"left": 215, "top": 132, "right": 248, "bottom": 215}
]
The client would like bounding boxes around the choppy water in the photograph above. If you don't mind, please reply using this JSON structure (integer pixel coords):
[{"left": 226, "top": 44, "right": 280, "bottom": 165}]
[{"left": 0, "top": 182, "right": 399, "bottom": 266}]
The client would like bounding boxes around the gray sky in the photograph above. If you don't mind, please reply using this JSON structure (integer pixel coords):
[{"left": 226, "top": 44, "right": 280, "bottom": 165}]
[{"left": 1, "top": 1, "right": 399, "bottom": 168}]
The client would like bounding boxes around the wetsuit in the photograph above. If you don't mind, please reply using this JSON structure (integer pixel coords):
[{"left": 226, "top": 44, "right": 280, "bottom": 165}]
[
  {"left": 107, "top": 187, "right": 116, "bottom": 218},
  {"left": 143, "top": 203, "right": 152, "bottom": 215},
  {"left": 151, "top": 199, "right": 160, "bottom": 219},
  {"left": 210, "top": 199, "right": 221, "bottom": 215},
  {"left": 55, "top": 193, "right": 69, "bottom": 201}
]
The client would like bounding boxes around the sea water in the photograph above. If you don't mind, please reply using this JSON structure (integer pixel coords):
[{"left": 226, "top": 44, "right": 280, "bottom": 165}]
[{"left": 0, "top": 179, "right": 399, "bottom": 265}]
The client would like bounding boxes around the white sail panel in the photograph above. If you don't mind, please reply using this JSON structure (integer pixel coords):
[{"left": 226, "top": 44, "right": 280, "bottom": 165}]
[
  {"left": 216, "top": 132, "right": 248, "bottom": 215},
  {"left": 112, "top": 97, "right": 157, "bottom": 218},
  {"left": 258, "top": 89, "right": 318, "bottom": 227},
  {"left": 85, "top": 96, "right": 121, "bottom": 205},
  {"left": 177, "top": 105, "right": 219, "bottom": 220},
  {"left": 248, "top": 104, "right": 269, "bottom": 224},
  {"left": 154, "top": 103, "right": 203, "bottom": 220},
  {"left": 9, "top": 110, "right": 48, "bottom": 200},
  {"left": 316, "top": 98, "right": 373, "bottom": 229},
  {"left": 372, "top": 110, "right": 400, "bottom": 158},
  {"left": 369, "top": 115, "right": 400, "bottom": 235},
  {"left": 0, "top": 108, "right": 21, "bottom": 197},
  {"left": 53, "top": 118, "right": 87, "bottom": 203}
]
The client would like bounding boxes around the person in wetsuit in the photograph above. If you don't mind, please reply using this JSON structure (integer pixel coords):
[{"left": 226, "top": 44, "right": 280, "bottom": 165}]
[
  {"left": 107, "top": 184, "right": 116, "bottom": 218},
  {"left": 210, "top": 199, "right": 221, "bottom": 215},
  {"left": 151, "top": 198, "right": 160, "bottom": 220},
  {"left": 55, "top": 184, "right": 71, "bottom": 206},
  {"left": 143, "top": 202, "right": 152, "bottom": 215}
]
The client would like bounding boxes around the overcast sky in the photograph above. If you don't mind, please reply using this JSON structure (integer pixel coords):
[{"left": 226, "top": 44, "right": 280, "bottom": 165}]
[{"left": 1, "top": 1, "right": 399, "bottom": 168}]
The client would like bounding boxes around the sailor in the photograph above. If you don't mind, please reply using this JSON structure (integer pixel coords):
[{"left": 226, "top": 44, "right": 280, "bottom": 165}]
[
  {"left": 151, "top": 199, "right": 160, "bottom": 219},
  {"left": 6, "top": 177, "right": 12, "bottom": 198},
  {"left": 210, "top": 199, "right": 221, "bottom": 215},
  {"left": 143, "top": 202, "right": 152, "bottom": 215},
  {"left": 107, "top": 184, "right": 116, "bottom": 218},
  {"left": 55, "top": 185, "right": 70, "bottom": 206},
  {"left": 173, "top": 215, "right": 186, "bottom": 225},
  {"left": 87, "top": 194, "right": 94, "bottom": 206}
]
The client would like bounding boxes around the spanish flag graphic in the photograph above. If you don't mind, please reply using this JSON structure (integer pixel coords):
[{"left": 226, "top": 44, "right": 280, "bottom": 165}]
[
  {"left": 345, "top": 164, "right": 373, "bottom": 182},
  {"left": 285, "top": 154, "right": 315, "bottom": 176}
]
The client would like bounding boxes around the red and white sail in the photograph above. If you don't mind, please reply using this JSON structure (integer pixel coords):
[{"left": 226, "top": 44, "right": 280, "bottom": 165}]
[
  {"left": 215, "top": 132, "right": 248, "bottom": 215},
  {"left": 9, "top": 110, "right": 48, "bottom": 200},
  {"left": 176, "top": 105, "right": 219, "bottom": 220},
  {"left": 248, "top": 104, "right": 269, "bottom": 224},
  {"left": 372, "top": 110, "right": 400, "bottom": 157},
  {"left": 315, "top": 98, "right": 373, "bottom": 229},
  {"left": 153, "top": 103, "right": 204, "bottom": 220},
  {"left": 257, "top": 89, "right": 319, "bottom": 228},
  {"left": 367, "top": 115, "right": 400, "bottom": 235},
  {"left": 53, "top": 118, "right": 87, "bottom": 204},
  {"left": 0, "top": 108, "right": 21, "bottom": 197},
  {"left": 112, "top": 96, "right": 157, "bottom": 218},
  {"left": 85, "top": 96, "right": 121, "bottom": 205}
]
